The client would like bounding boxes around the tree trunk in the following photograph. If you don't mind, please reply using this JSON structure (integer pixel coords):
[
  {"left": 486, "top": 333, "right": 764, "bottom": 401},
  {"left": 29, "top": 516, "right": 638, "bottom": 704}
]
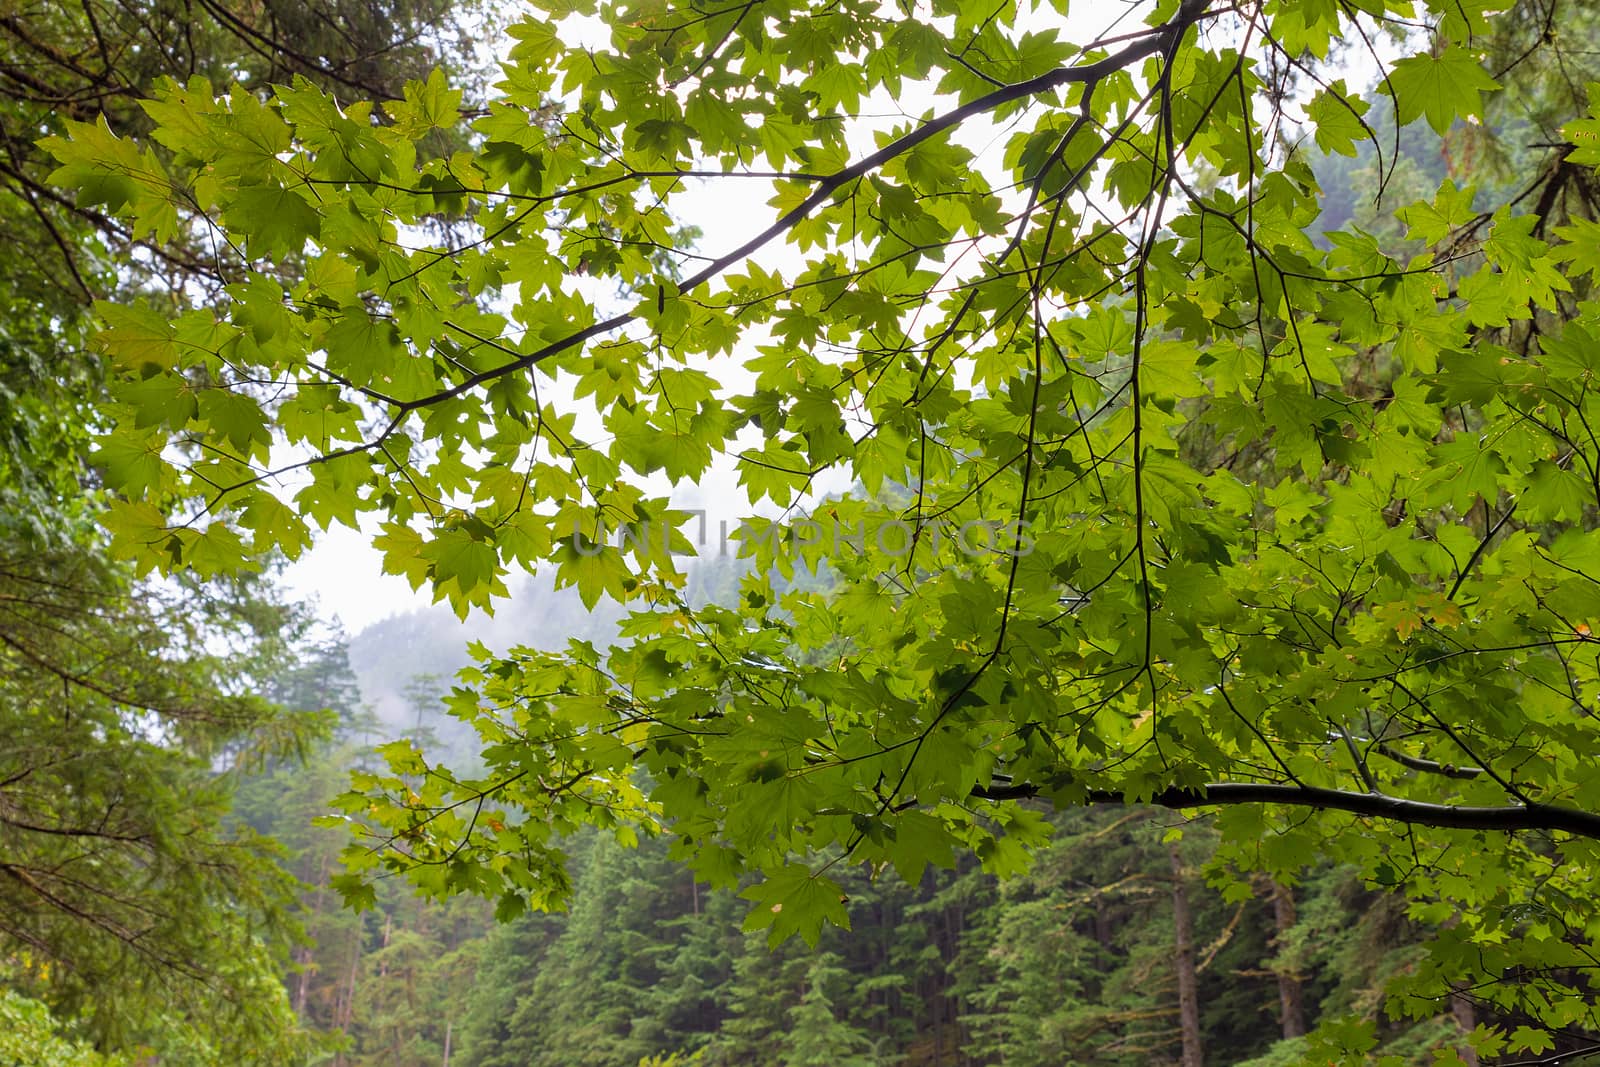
[
  {"left": 332, "top": 936, "right": 363, "bottom": 1067},
  {"left": 1093, "top": 897, "right": 1113, "bottom": 949},
  {"left": 441, "top": 1019, "right": 453, "bottom": 1067},
  {"left": 1269, "top": 881, "right": 1306, "bottom": 1039},
  {"left": 292, "top": 944, "right": 313, "bottom": 1016},
  {"left": 295, "top": 849, "right": 333, "bottom": 1017},
  {"left": 1443, "top": 907, "right": 1480, "bottom": 1066},
  {"left": 1452, "top": 987, "right": 1480, "bottom": 1066},
  {"left": 1170, "top": 842, "right": 1204, "bottom": 1067}
]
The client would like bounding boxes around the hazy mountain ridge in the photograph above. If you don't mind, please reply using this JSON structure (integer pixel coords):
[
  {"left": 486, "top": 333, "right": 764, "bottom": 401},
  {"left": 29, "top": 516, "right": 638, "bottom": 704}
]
[{"left": 344, "top": 554, "right": 750, "bottom": 753}]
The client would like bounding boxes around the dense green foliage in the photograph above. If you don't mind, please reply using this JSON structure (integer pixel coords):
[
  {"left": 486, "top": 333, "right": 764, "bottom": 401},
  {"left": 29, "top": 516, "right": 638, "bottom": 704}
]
[
  {"left": 0, "top": 548, "right": 329, "bottom": 1060},
  {"left": 24, "top": 0, "right": 1600, "bottom": 1061},
  {"left": 0, "top": 0, "right": 486, "bottom": 308},
  {"left": 0, "top": 990, "right": 123, "bottom": 1067},
  {"left": 0, "top": 0, "right": 484, "bottom": 1061}
]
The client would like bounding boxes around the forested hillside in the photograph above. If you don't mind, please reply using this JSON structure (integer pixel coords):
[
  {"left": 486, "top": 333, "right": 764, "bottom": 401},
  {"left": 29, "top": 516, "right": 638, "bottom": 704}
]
[
  {"left": 452, "top": 811, "right": 1471, "bottom": 1067},
  {"left": 246, "top": 629, "right": 1499, "bottom": 1067}
]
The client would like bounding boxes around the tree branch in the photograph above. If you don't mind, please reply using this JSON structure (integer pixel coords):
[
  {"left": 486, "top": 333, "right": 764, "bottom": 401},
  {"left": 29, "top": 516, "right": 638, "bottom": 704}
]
[
  {"left": 971, "top": 780, "right": 1600, "bottom": 839},
  {"left": 1372, "top": 743, "right": 1483, "bottom": 780},
  {"left": 388, "top": 0, "right": 1220, "bottom": 415}
]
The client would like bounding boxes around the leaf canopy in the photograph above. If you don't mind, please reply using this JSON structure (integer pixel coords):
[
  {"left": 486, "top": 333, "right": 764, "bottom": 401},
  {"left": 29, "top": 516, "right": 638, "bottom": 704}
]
[{"left": 51, "top": 0, "right": 1600, "bottom": 1047}]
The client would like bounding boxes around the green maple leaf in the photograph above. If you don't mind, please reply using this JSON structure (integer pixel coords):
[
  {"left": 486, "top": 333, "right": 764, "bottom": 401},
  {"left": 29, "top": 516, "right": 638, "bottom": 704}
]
[
  {"left": 42, "top": 116, "right": 157, "bottom": 213},
  {"left": 238, "top": 491, "right": 311, "bottom": 559},
  {"left": 885, "top": 810, "right": 957, "bottom": 885},
  {"left": 1553, "top": 216, "right": 1600, "bottom": 278},
  {"left": 1508, "top": 1027, "right": 1556, "bottom": 1055},
  {"left": 740, "top": 863, "right": 851, "bottom": 948},
  {"left": 185, "top": 522, "right": 249, "bottom": 577},
  {"left": 1140, "top": 339, "right": 1207, "bottom": 399},
  {"left": 227, "top": 183, "right": 322, "bottom": 259},
  {"left": 330, "top": 872, "right": 379, "bottom": 914},
  {"left": 424, "top": 528, "right": 497, "bottom": 592},
  {"left": 1306, "top": 82, "right": 1370, "bottom": 157},
  {"left": 95, "top": 302, "right": 180, "bottom": 370},
  {"left": 196, "top": 389, "right": 271, "bottom": 459},
  {"left": 94, "top": 433, "right": 169, "bottom": 496},
  {"left": 1387, "top": 46, "right": 1500, "bottom": 135},
  {"left": 552, "top": 539, "right": 630, "bottom": 609},
  {"left": 1397, "top": 179, "right": 1477, "bottom": 244},
  {"left": 112, "top": 370, "right": 196, "bottom": 430},
  {"left": 394, "top": 67, "right": 463, "bottom": 135}
]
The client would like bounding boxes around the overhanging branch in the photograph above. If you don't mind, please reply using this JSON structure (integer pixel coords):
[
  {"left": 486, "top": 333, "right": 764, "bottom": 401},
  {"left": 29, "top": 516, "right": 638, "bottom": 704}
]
[{"left": 971, "top": 780, "right": 1600, "bottom": 839}]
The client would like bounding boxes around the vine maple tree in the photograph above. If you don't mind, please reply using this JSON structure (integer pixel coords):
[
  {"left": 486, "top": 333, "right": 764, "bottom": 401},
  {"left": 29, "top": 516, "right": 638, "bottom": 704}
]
[{"left": 48, "top": 0, "right": 1600, "bottom": 1055}]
